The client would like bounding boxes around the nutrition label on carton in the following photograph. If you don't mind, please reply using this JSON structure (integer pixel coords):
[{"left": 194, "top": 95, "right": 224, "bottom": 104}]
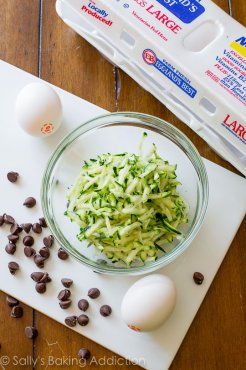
[{"left": 205, "top": 36, "right": 246, "bottom": 107}]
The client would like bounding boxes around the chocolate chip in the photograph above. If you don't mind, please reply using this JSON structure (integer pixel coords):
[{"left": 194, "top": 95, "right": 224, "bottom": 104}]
[
  {"left": 23, "top": 235, "right": 34, "bottom": 246},
  {"left": 193, "top": 272, "right": 204, "bottom": 285},
  {"left": 57, "top": 289, "right": 71, "bottom": 301},
  {"left": 11, "top": 305, "right": 23, "bottom": 318},
  {"left": 43, "top": 235, "right": 54, "bottom": 248},
  {"left": 7, "top": 234, "right": 19, "bottom": 243},
  {"left": 78, "top": 299, "right": 89, "bottom": 312},
  {"left": 25, "top": 326, "right": 38, "bottom": 339},
  {"left": 32, "top": 223, "right": 42, "bottom": 234},
  {"left": 65, "top": 316, "right": 77, "bottom": 327},
  {"left": 0, "top": 215, "right": 4, "bottom": 226},
  {"left": 31, "top": 272, "right": 45, "bottom": 282},
  {"left": 88, "top": 288, "right": 100, "bottom": 299},
  {"left": 39, "top": 217, "right": 47, "bottom": 228},
  {"left": 4, "top": 214, "right": 15, "bottom": 224},
  {"left": 39, "top": 247, "right": 50, "bottom": 259},
  {"left": 100, "top": 305, "right": 112, "bottom": 317},
  {"left": 20, "top": 223, "right": 32, "bottom": 233},
  {"left": 24, "top": 246, "right": 36, "bottom": 257},
  {"left": 10, "top": 223, "right": 23, "bottom": 234},
  {"left": 8, "top": 261, "right": 19, "bottom": 275},
  {"left": 77, "top": 314, "right": 89, "bottom": 326},
  {"left": 39, "top": 272, "right": 52, "bottom": 283},
  {"left": 61, "top": 278, "right": 73, "bottom": 288},
  {"left": 78, "top": 348, "right": 91, "bottom": 360},
  {"left": 59, "top": 300, "right": 72, "bottom": 309},
  {"left": 35, "top": 282, "right": 46, "bottom": 294},
  {"left": 34, "top": 255, "right": 46, "bottom": 268},
  {"left": 6, "top": 295, "right": 19, "bottom": 307},
  {"left": 5, "top": 243, "right": 16, "bottom": 255},
  {"left": 7, "top": 171, "right": 19, "bottom": 183},
  {"left": 23, "top": 197, "right": 36, "bottom": 208},
  {"left": 58, "top": 248, "right": 68, "bottom": 260}
]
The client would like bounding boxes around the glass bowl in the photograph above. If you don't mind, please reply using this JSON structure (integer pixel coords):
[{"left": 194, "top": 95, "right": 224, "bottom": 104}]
[{"left": 41, "top": 112, "right": 209, "bottom": 275}]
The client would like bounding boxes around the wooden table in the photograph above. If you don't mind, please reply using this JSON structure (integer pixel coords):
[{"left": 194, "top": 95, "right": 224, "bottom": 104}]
[{"left": 0, "top": 1, "right": 245, "bottom": 369}]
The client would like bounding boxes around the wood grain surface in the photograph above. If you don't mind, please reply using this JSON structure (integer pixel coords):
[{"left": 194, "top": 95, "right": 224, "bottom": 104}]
[{"left": 0, "top": 0, "right": 245, "bottom": 369}]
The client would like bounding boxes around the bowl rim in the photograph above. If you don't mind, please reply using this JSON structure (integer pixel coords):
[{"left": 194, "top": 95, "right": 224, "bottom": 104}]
[{"left": 41, "top": 111, "right": 209, "bottom": 275}]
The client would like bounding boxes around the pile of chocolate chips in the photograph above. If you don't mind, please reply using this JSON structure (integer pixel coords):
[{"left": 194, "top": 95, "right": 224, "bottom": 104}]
[
  {"left": 1, "top": 203, "right": 67, "bottom": 277},
  {"left": 1, "top": 171, "right": 115, "bottom": 362},
  {"left": 2, "top": 172, "right": 68, "bottom": 278},
  {"left": 1, "top": 210, "right": 53, "bottom": 273},
  {"left": 64, "top": 287, "right": 112, "bottom": 329}
]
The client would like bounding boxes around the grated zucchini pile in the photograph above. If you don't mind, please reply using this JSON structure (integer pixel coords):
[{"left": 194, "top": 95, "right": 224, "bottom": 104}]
[{"left": 65, "top": 133, "right": 188, "bottom": 265}]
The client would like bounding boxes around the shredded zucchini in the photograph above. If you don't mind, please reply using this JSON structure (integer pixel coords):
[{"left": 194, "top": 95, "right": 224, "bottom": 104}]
[{"left": 65, "top": 133, "right": 188, "bottom": 266}]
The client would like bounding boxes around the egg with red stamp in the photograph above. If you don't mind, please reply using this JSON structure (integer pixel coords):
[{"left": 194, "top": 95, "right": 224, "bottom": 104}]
[{"left": 16, "top": 82, "right": 62, "bottom": 137}]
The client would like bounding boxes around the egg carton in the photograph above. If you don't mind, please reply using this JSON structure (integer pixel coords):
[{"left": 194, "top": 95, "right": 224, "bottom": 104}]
[{"left": 56, "top": 0, "right": 246, "bottom": 176}]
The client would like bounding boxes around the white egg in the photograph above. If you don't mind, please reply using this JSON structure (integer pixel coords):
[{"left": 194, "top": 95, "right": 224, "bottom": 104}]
[
  {"left": 121, "top": 274, "right": 176, "bottom": 332},
  {"left": 16, "top": 82, "right": 62, "bottom": 137}
]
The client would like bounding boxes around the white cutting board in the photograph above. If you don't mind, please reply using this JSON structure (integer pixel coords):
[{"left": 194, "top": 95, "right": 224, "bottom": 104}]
[{"left": 0, "top": 60, "right": 245, "bottom": 370}]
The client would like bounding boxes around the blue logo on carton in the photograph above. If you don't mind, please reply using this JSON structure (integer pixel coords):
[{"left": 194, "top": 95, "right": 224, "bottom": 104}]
[
  {"left": 143, "top": 49, "right": 197, "bottom": 98},
  {"left": 155, "top": 0, "right": 205, "bottom": 24}
]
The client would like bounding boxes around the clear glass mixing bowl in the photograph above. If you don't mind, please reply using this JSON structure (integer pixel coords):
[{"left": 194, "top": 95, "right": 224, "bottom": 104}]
[{"left": 41, "top": 112, "right": 209, "bottom": 275}]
